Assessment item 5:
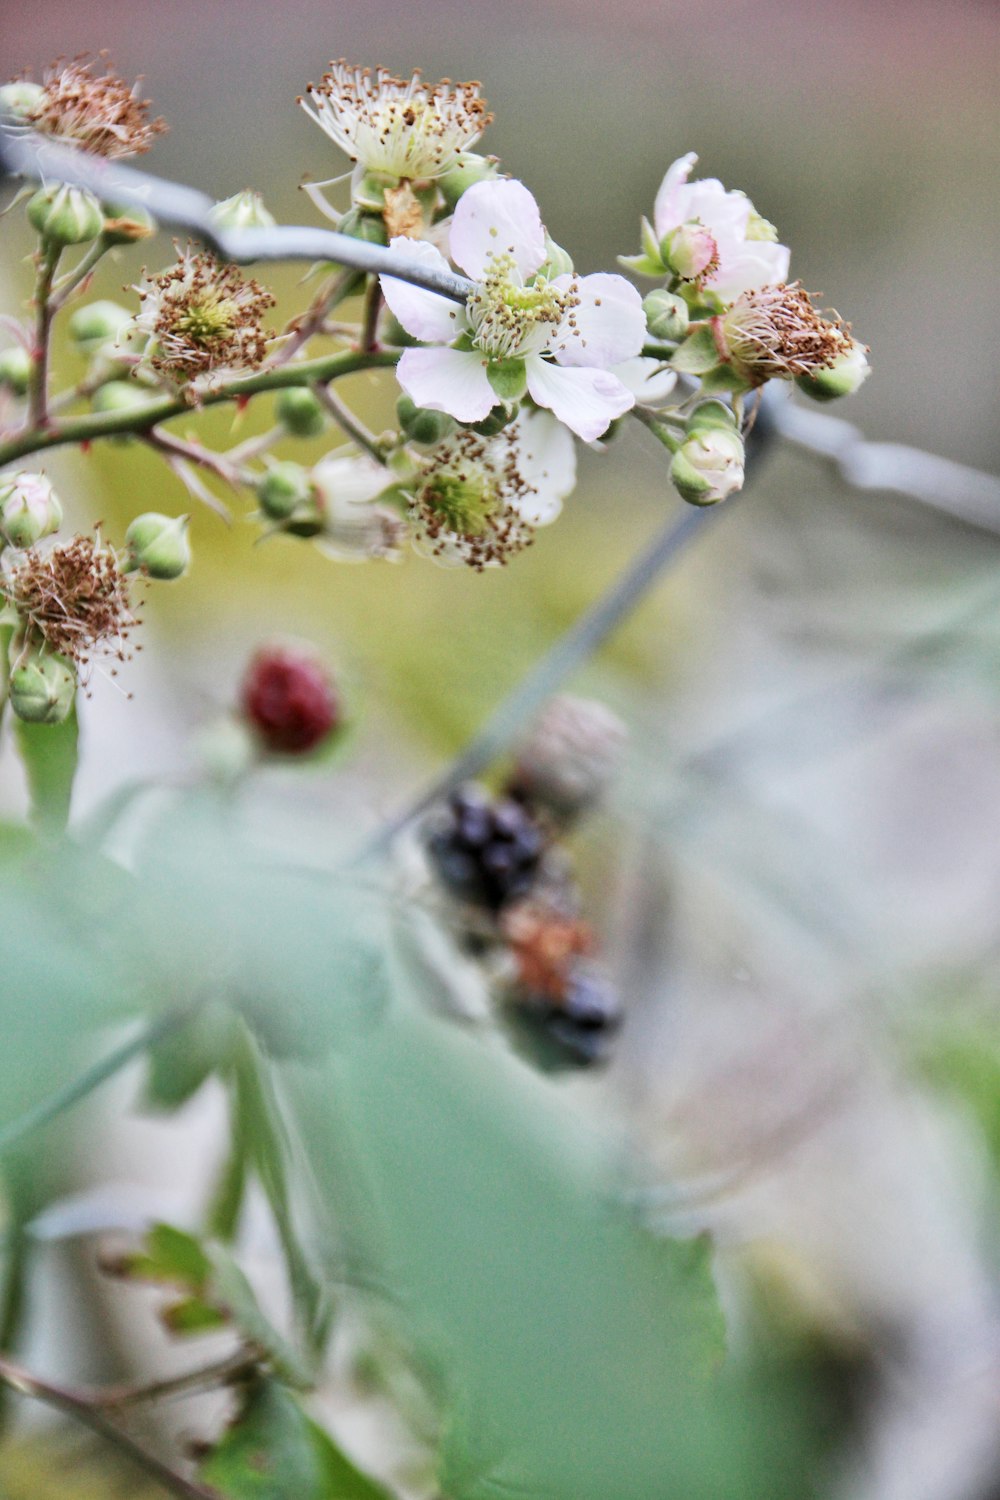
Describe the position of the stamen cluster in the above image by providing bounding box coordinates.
[23,53,166,159]
[467,254,572,361]
[410,430,536,570]
[3,532,138,672]
[718,281,853,384]
[302,62,491,180]
[134,249,275,383]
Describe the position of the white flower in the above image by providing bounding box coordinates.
[612,356,677,409]
[380,179,646,443]
[311,452,405,562]
[653,153,789,304]
[301,63,490,180]
[131,248,274,387]
[407,409,576,569]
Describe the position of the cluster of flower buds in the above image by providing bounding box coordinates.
[423,696,628,1068]
[0,470,190,724]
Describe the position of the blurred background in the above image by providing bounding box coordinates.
[2,2,1000,1497]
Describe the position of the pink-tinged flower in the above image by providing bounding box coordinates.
[653,153,789,304]
[380,180,646,442]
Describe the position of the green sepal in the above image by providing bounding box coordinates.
[669,324,722,375]
[617,252,666,278]
[486,357,527,403]
[685,399,739,435]
[698,364,754,396]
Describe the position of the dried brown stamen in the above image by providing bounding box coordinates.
[717,281,853,384]
[3,531,139,675]
[134,248,275,383]
[21,52,166,159]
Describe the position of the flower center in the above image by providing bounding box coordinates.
[409,431,536,570]
[466,253,571,361]
[174,294,238,347]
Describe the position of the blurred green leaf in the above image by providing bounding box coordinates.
[121,1222,212,1292]
[144,1000,238,1112]
[13,705,79,833]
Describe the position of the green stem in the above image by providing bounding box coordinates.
[313,382,385,463]
[0,348,400,469]
[50,234,112,311]
[27,244,61,429]
[361,277,383,354]
[632,405,681,452]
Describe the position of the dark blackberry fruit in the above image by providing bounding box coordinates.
[505,962,622,1071]
[427,784,546,910]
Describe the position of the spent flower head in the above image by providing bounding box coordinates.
[716,282,855,385]
[12,54,166,159]
[301,62,491,181]
[2,530,139,676]
[132,246,275,386]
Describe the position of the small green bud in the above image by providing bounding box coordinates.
[101,200,156,244]
[685,399,739,436]
[0,346,32,397]
[643,289,689,342]
[207,190,276,231]
[396,394,455,446]
[795,342,871,402]
[256,462,315,521]
[438,152,500,210]
[275,387,328,438]
[68,300,133,353]
[470,403,519,437]
[9,653,76,725]
[671,428,745,507]
[91,380,153,443]
[27,184,104,246]
[125,513,191,580]
[0,471,62,548]
[0,80,45,121]
[337,207,389,246]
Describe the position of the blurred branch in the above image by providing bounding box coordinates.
[0,122,473,301]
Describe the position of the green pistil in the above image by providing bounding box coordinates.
[175,296,237,346]
[421,470,495,535]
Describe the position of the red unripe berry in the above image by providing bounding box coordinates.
[241,647,339,755]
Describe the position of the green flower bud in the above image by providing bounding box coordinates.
[91,380,153,443]
[0,80,45,121]
[795,342,871,402]
[275,387,328,438]
[685,399,739,436]
[396,394,455,446]
[207,189,276,231]
[27,184,104,247]
[671,428,745,506]
[0,471,62,548]
[100,200,156,244]
[68,300,133,353]
[470,403,519,437]
[0,346,32,397]
[125,513,191,580]
[643,289,689,342]
[256,462,315,521]
[9,652,76,725]
[438,152,500,210]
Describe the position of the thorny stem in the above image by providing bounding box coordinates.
[312,381,385,463]
[143,427,248,488]
[27,243,61,429]
[0,347,400,468]
[0,1352,221,1500]
[50,234,111,312]
[267,268,359,370]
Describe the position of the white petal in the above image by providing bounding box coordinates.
[510,410,576,524]
[549,273,646,370]
[380,238,467,343]
[312,452,392,508]
[652,152,698,238]
[396,346,496,423]
[710,240,791,302]
[449,179,546,281]
[525,359,635,442]
[612,356,678,406]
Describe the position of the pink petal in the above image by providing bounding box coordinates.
[449,179,546,282]
[396,346,497,423]
[652,152,698,239]
[380,238,468,343]
[710,240,791,302]
[525,359,635,442]
[550,273,646,369]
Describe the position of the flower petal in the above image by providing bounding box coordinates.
[709,240,791,302]
[449,179,546,281]
[396,346,496,423]
[612,356,678,406]
[550,273,646,369]
[652,152,698,239]
[525,359,635,442]
[380,238,467,343]
[512,410,576,525]
[312,452,392,508]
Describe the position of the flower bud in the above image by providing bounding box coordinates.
[0,346,32,397]
[240,646,340,755]
[100,200,156,244]
[27,184,104,246]
[438,152,500,209]
[508,695,628,821]
[643,289,689,342]
[125,513,191,580]
[660,222,718,283]
[207,190,276,231]
[91,379,153,443]
[275,387,327,438]
[685,399,739,436]
[0,471,62,548]
[470,403,518,437]
[0,80,45,120]
[255,462,315,522]
[396,394,455,446]
[671,427,745,506]
[795,341,871,402]
[9,652,76,725]
[68,300,133,353]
